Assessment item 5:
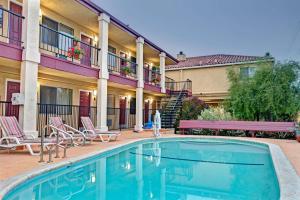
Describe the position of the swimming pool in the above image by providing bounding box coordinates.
[3,138,281,200]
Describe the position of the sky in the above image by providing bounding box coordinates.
[93,0,300,62]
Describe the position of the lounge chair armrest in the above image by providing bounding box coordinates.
[24,134,36,140]
[66,131,75,135]
[49,125,74,139]
[64,125,87,139]
[0,136,20,144]
[83,130,94,135]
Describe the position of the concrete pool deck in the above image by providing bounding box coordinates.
[0,130,299,181]
[0,130,299,199]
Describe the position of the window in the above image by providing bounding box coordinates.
[240,67,256,79]
[107,94,115,115]
[108,45,117,68]
[42,16,59,47]
[120,51,127,67]
[0,7,3,29]
[130,98,136,114]
[130,56,136,73]
[40,86,72,114]
[58,23,74,59]
[108,45,116,54]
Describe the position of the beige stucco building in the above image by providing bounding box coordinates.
[166,52,274,105]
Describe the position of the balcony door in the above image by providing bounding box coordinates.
[144,101,149,124]
[80,34,92,66]
[119,98,126,127]
[79,91,91,127]
[6,81,20,119]
[9,2,22,46]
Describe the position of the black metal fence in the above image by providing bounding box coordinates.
[0,101,20,137]
[39,24,100,67]
[107,107,136,130]
[0,7,24,46]
[0,101,19,118]
[37,104,97,136]
[108,52,137,79]
[0,102,163,136]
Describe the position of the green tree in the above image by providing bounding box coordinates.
[226,61,300,121]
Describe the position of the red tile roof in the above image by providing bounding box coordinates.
[166,54,273,70]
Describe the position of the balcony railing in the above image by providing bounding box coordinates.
[39,24,100,67]
[166,79,192,96]
[144,67,161,87]
[108,52,137,79]
[0,7,24,46]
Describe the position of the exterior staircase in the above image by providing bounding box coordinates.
[161,79,192,128]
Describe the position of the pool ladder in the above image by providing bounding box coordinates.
[39,126,69,163]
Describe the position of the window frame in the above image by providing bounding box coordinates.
[39,85,73,115]
[240,66,256,79]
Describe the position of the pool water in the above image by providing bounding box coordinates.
[4,139,280,200]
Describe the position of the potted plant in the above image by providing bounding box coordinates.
[67,45,84,60]
[152,77,161,84]
[121,66,131,76]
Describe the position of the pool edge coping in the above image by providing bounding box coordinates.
[0,136,299,200]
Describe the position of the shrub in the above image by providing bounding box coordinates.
[198,107,233,120]
[174,97,208,132]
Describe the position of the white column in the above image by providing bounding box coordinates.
[96,13,110,131]
[159,52,166,93]
[134,37,144,132]
[20,0,41,137]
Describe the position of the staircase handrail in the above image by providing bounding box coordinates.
[171,81,187,110]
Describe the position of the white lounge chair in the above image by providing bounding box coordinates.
[0,116,56,156]
[49,117,96,145]
[81,117,120,142]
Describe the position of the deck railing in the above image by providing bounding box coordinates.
[144,67,161,87]
[39,24,100,67]
[166,79,192,96]
[0,7,24,46]
[108,52,137,79]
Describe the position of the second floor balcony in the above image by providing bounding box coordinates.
[144,67,161,87]
[108,52,137,79]
[0,7,24,47]
[39,24,101,68]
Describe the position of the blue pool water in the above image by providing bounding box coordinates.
[3,139,280,200]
